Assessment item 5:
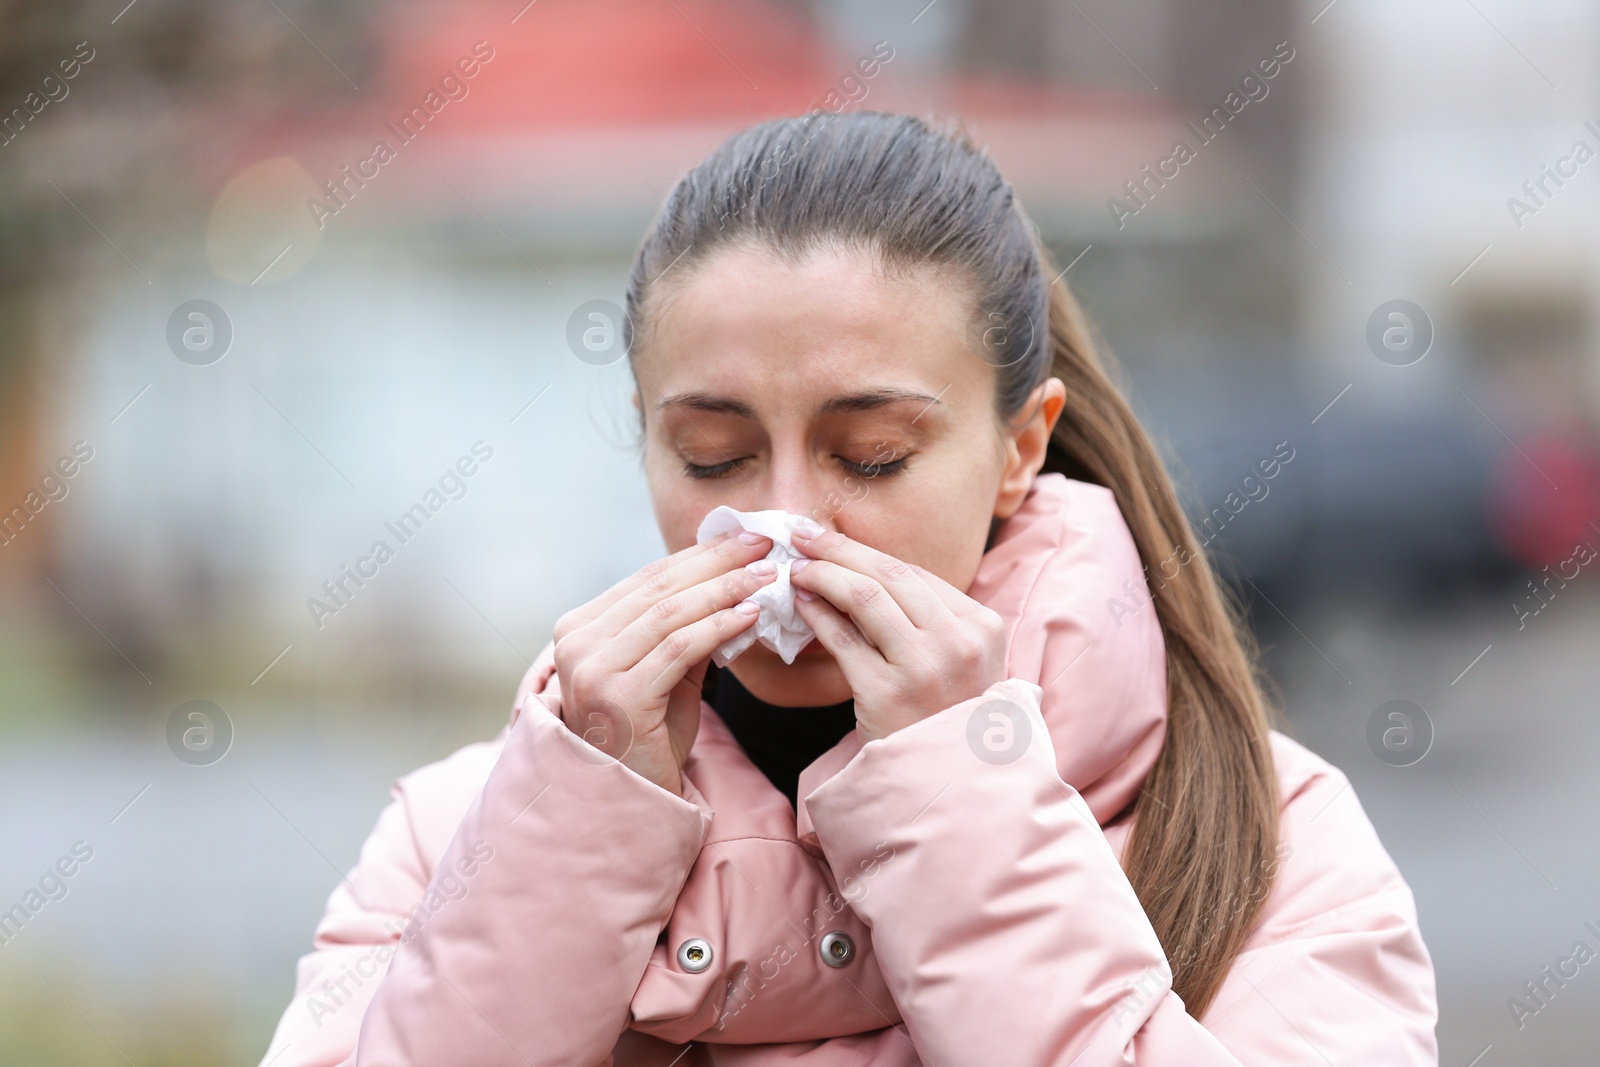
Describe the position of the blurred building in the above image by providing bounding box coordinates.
[4,0,1328,691]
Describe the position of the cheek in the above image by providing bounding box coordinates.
[838,484,989,594]
[915,509,991,593]
[641,448,688,551]
[642,423,740,552]
[906,445,1006,576]
[649,484,703,554]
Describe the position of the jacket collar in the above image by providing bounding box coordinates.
[510,473,1169,832]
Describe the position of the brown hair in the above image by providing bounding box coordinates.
[623,110,1281,1019]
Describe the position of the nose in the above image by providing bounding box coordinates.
[767,490,833,529]
[761,443,836,528]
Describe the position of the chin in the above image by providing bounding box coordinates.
[726,642,852,707]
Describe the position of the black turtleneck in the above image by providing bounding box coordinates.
[702,661,857,808]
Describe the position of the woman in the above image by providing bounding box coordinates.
[261,112,1437,1065]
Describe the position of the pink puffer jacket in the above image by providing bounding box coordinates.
[260,473,1438,1066]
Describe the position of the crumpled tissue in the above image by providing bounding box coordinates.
[695,506,817,666]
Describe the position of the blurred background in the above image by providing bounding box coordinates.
[1,0,1597,1062]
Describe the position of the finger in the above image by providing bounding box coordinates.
[634,600,763,701]
[790,525,953,629]
[556,535,727,638]
[609,561,778,668]
[592,531,773,638]
[789,558,918,664]
[793,588,884,679]
[904,560,992,619]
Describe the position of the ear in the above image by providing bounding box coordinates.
[994,377,1066,520]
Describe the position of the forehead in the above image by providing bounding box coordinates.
[634,241,992,415]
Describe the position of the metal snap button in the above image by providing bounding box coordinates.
[819,930,855,968]
[677,937,714,973]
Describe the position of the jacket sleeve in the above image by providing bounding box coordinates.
[801,677,1438,1067]
[258,702,714,1067]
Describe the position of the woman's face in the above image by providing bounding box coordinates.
[632,241,1063,706]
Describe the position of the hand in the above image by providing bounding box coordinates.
[551,530,777,796]
[788,523,1007,742]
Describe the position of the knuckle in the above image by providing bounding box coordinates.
[847,578,881,610]
[986,618,1008,652]
[553,610,580,643]
[640,569,675,600]
[567,661,598,697]
[648,595,683,625]
[832,618,864,651]
[978,607,1004,638]
[658,630,691,663]
[815,529,845,550]
[877,556,914,582]
[638,555,672,583]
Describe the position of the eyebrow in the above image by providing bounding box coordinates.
[656,387,941,418]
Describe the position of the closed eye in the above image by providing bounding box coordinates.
[683,458,750,480]
[841,455,909,478]
[681,454,912,480]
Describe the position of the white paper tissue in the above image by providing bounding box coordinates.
[694,506,817,666]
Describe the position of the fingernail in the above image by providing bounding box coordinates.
[792,518,824,538]
[746,558,776,575]
[738,531,770,546]
[734,599,761,614]
[789,558,810,574]
[795,588,816,602]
